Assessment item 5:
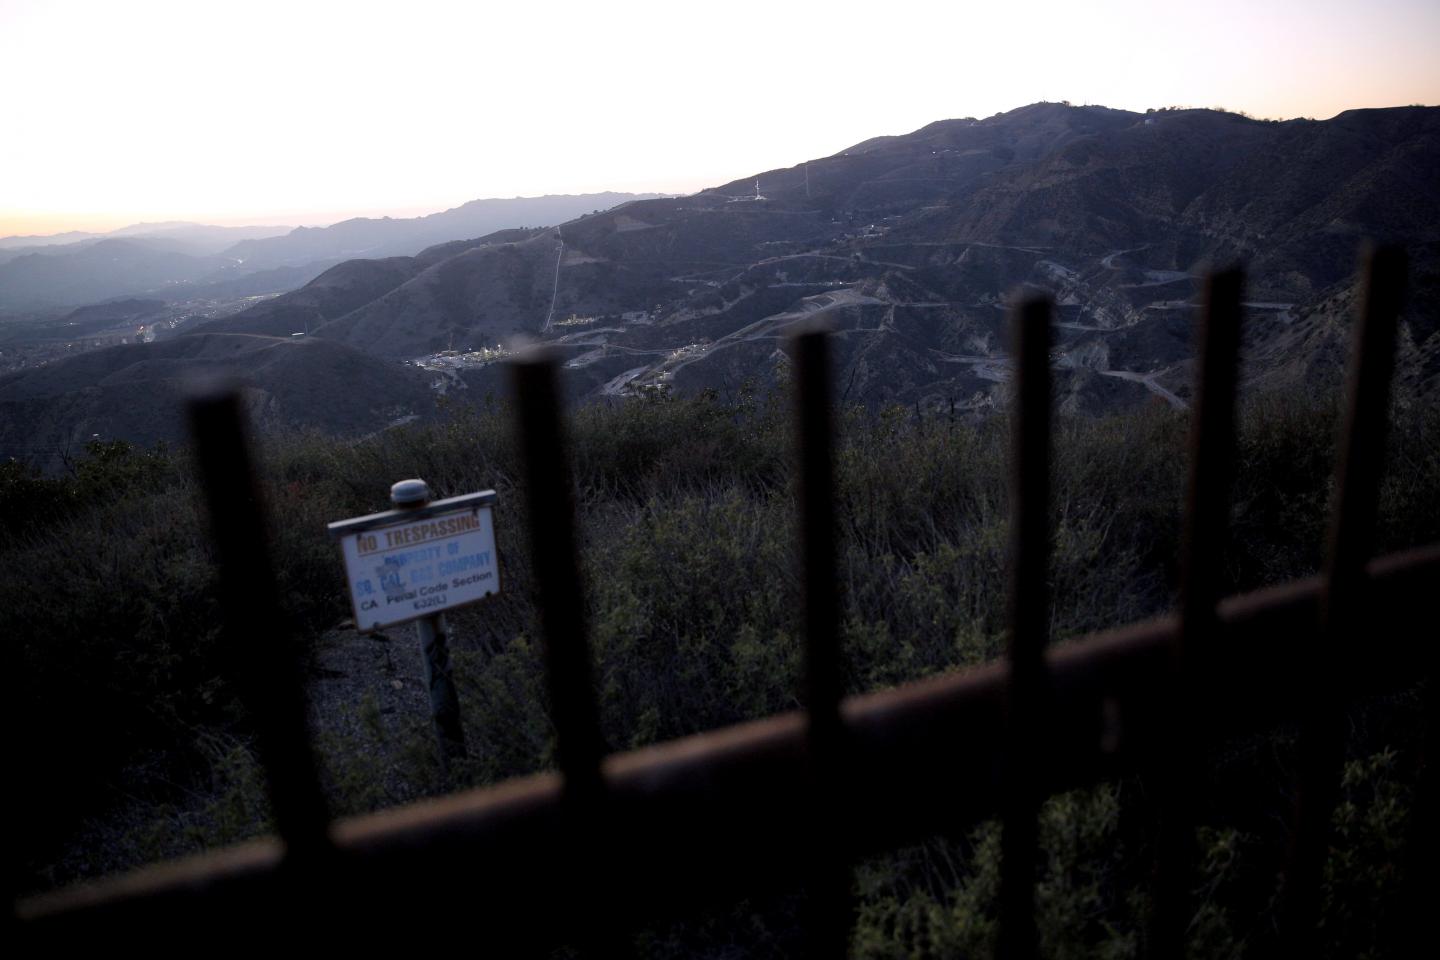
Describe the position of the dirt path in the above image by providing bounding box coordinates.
[1099,368,1187,410]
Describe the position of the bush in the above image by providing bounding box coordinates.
[7,381,1436,960]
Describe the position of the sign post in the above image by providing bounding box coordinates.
[327,479,500,772]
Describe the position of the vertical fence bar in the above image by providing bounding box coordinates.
[1283,244,1406,946]
[1399,641,1438,950]
[998,295,1053,960]
[511,349,614,948]
[512,351,606,802]
[1149,267,1244,956]
[1399,255,1438,949]
[793,328,851,956]
[795,329,844,779]
[187,382,332,860]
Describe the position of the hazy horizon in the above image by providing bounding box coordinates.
[3,0,1438,238]
[0,193,682,241]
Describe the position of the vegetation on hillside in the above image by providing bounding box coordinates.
[5,383,1436,955]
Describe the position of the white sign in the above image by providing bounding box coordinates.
[329,493,500,632]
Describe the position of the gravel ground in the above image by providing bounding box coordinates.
[306,620,448,811]
[32,621,450,896]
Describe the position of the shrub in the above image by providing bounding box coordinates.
[6,379,1436,960]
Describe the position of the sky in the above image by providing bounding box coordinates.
[2,0,1437,238]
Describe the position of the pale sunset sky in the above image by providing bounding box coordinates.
[1,0,1437,237]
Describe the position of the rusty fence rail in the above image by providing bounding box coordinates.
[14,246,1437,953]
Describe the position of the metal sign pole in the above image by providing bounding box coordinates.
[390,478,469,772]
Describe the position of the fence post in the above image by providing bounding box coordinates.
[1283,244,1406,946]
[999,294,1053,960]
[510,350,605,801]
[793,327,852,956]
[1149,266,1244,956]
[510,348,615,951]
[186,382,332,863]
[389,478,469,772]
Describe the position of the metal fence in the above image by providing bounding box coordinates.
[14,245,1437,954]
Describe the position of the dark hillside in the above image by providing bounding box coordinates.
[185,257,434,339]
[314,233,563,356]
[185,103,1440,419]
[0,333,433,468]
[190,229,549,342]
[0,239,226,309]
[0,196,658,311]
[8,103,1438,459]
[217,192,668,271]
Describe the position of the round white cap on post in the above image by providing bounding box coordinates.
[390,478,431,507]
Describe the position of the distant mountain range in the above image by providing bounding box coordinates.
[217,193,667,272]
[4,103,1437,468]
[0,222,293,256]
[0,193,666,310]
[210,102,1440,399]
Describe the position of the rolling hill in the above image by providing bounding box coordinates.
[201,102,1439,410]
[0,333,434,468]
[0,194,664,310]
[218,193,669,272]
[6,102,1437,466]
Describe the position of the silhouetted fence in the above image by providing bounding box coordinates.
[14,246,1437,955]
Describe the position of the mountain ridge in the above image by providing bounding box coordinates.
[6,102,1436,468]
[219,102,1436,406]
[0,193,667,309]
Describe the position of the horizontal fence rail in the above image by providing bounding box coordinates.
[13,245,1435,954]
[18,544,1440,941]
